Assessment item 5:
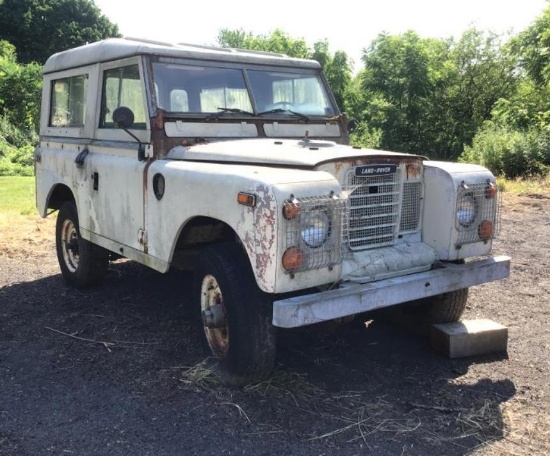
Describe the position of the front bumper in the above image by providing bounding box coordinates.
[272,255,511,328]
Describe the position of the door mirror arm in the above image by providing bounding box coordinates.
[113,106,146,161]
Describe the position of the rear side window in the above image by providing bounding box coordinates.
[100,65,146,129]
[49,75,88,127]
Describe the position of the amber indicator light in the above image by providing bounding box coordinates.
[486,183,498,199]
[478,220,493,240]
[283,200,300,220]
[282,247,304,272]
[237,192,256,207]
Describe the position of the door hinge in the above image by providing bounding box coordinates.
[138,229,148,245]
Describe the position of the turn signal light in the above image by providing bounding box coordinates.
[478,220,494,240]
[486,183,498,199]
[237,192,256,207]
[283,200,300,220]
[282,247,304,272]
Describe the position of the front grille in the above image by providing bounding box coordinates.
[344,167,422,250]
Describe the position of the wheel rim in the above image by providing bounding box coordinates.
[61,219,79,273]
[200,274,229,358]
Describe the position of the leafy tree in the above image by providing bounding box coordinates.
[312,41,352,112]
[0,0,120,64]
[491,79,550,131]
[0,41,42,132]
[462,5,550,178]
[0,39,41,175]
[218,28,310,59]
[511,4,550,87]
[360,31,447,155]
[358,29,518,160]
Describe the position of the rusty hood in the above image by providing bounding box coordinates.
[165,138,417,168]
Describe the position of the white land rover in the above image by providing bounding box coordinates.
[35,38,510,384]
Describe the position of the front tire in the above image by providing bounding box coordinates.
[379,288,469,332]
[413,288,469,323]
[55,201,109,288]
[193,243,276,385]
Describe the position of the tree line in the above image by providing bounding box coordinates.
[1,0,549,177]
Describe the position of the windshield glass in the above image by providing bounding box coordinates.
[152,62,335,116]
[247,70,334,116]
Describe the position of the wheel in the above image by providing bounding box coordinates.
[412,288,469,323]
[55,201,109,288]
[379,288,469,332]
[193,243,276,385]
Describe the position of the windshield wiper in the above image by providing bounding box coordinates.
[205,107,254,121]
[257,108,310,122]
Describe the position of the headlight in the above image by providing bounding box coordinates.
[457,194,477,227]
[301,207,331,248]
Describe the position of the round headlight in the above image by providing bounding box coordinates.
[457,194,477,227]
[301,208,331,248]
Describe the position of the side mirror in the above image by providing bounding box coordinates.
[347,119,358,134]
[113,106,135,129]
[112,106,145,161]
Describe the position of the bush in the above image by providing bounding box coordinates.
[0,115,36,176]
[460,122,550,178]
[0,156,34,176]
[350,122,382,149]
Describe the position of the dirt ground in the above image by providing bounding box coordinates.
[0,192,548,456]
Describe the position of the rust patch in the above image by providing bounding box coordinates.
[406,162,423,179]
[153,108,166,130]
[253,184,277,287]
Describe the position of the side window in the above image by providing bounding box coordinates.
[100,64,146,129]
[49,75,88,127]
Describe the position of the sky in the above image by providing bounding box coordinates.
[94,0,548,73]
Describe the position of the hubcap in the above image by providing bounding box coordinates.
[61,219,79,273]
[200,274,229,358]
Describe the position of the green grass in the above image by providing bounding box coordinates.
[496,172,550,194]
[0,176,36,215]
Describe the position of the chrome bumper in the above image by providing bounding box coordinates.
[272,255,511,328]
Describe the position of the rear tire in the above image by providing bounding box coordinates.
[55,201,109,288]
[193,243,276,386]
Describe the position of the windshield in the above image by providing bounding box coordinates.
[151,62,335,116]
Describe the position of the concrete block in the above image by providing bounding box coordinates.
[430,319,508,359]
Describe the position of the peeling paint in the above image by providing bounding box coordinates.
[253,183,277,288]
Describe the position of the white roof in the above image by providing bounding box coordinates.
[43,38,321,74]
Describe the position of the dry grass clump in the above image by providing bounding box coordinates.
[469,402,550,456]
[0,213,54,259]
[497,173,550,195]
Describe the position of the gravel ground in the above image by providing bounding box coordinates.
[0,192,548,456]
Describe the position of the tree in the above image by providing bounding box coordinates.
[312,42,352,112]
[0,40,42,132]
[360,31,445,155]
[358,29,518,160]
[511,4,550,88]
[218,28,310,58]
[0,0,120,64]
